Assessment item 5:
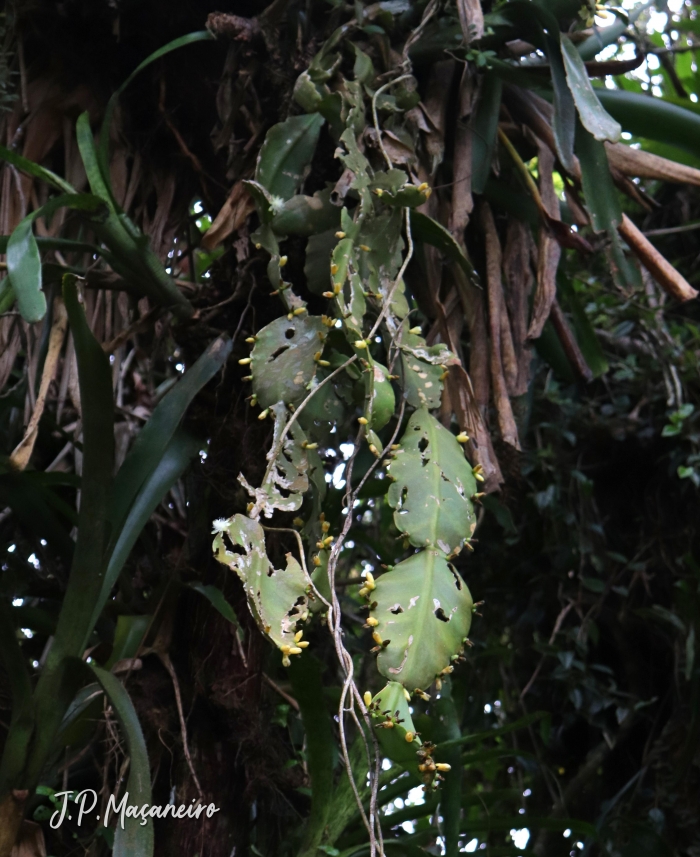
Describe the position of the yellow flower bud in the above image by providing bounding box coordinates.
[435,763,451,772]
[358,416,369,425]
[418,182,429,191]
[280,645,291,655]
[372,630,383,646]
[322,291,335,298]
[359,587,369,598]
[279,255,288,267]
[330,263,339,275]
[313,554,322,566]
[354,340,368,349]
[293,517,304,527]
[245,336,256,344]
[405,731,414,743]
[282,655,291,667]
[289,646,303,655]
[295,630,303,642]
[456,433,469,443]
[359,244,370,252]
[409,326,422,335]
[293,307,306,316]
[363,691,372,707]
[238,357,252,365]
[366,617,379,627]
[297,641,309,648]
[335,231,346,238]
[258,409,269,420]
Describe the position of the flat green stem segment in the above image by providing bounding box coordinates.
[256,113,325,201]
[374,550,473,690]
[560,34,621,143]
[387,408,477,554]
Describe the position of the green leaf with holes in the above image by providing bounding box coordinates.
[255,113,325,202]
[212,513,310,656]
[387,408,477,554]
[373,550,473,690]
[251,315,328,409]
[240,403,314,519]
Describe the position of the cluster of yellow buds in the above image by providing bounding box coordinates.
[358,570,376,599]
[416,742,451,788]
[280,630,309,667]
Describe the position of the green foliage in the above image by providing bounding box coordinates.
[1,2,700,856]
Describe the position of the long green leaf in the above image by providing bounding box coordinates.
[559,278,608,378]
[25,274,115,785]
[188,584,238,626]
[548,33,577,172]
[109,335,231,536]
[0,143,76,194]
[471,72,502,195]
[0,600,35,796]
[575,124,621,233]
[6,217,45,323]
[433,681,462,857]
[289,656,335,857]
[98,31,214,190]
[0,235,100,254]
[410,211,480,284]
[597,89,700,161]
[6,193,109,322]
[560,35,621,142]
[91,429,202,630]
[437,711,546,751]
[90,665,154,857]
[76,112,194,316]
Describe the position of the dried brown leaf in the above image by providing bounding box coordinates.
[457,0,484,43]
[202,181,255,251]
[10,298,68,470]
[502,220,534,396]
[481,203,521,450]
[527,142,561,339]
[450,67,477,239]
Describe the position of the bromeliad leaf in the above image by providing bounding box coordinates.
[372,550,473,690]
[212,513,311,661]
[256,113,325,202]
[387,408,477,554]
[251,315,328,409]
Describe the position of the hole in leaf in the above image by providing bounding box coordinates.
[418,437,429,454]
[285,327,296,340]
[389,604,404,614]
[434,607,449,622]
[269,345,290,361]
